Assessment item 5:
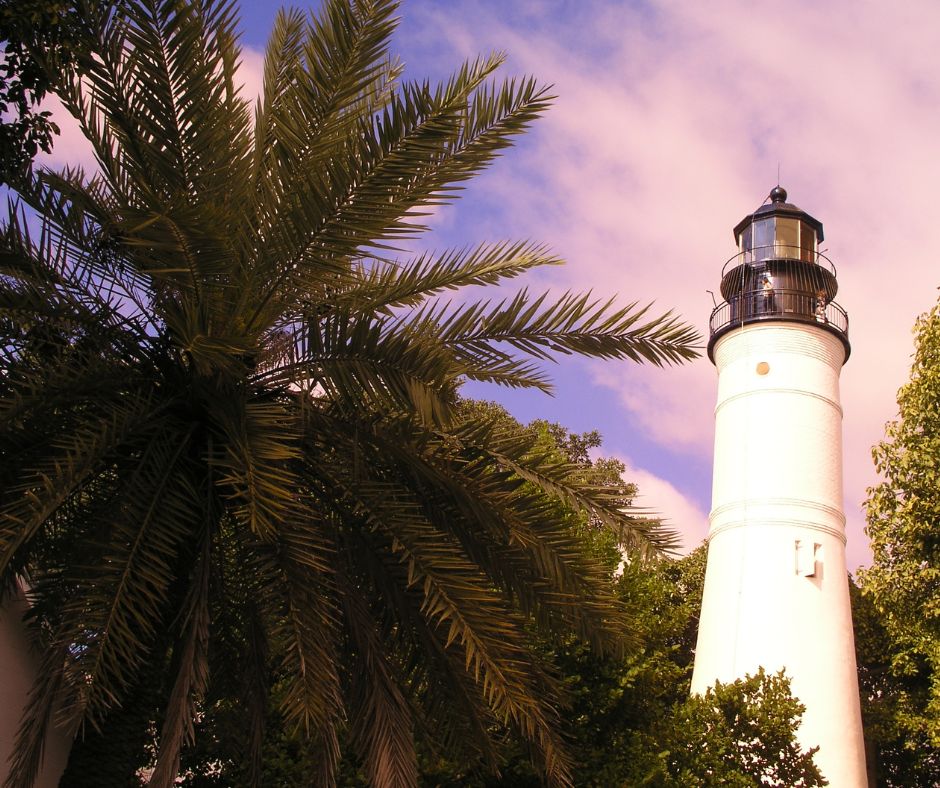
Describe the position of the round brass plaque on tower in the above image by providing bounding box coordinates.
[756,361,770,375]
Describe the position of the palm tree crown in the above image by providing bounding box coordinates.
[0,1,700,785]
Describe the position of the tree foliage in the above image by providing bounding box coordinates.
[663,669,826,788]
[417,545,824,787]
[0,0,104,183]
[851,578,940,786]
[168,417,823,788]
[0,1,700,786]
[529,551,824,787]
[858,296,940,783]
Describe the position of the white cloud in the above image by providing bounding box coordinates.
[614,455,710,555]
[237,45,265,104]
[402,0,940,569]
[35,95,97,173]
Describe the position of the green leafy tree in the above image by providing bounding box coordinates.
[535,551,823,787]
[416,532,821,788]
[0,1,699,786]
[477,550,705,787]
[663,669,826,788]
[851,579,940,786]
[163,417,822,788]
[856,298,940,784]
[0,0,105,183]
[860,297,940,769]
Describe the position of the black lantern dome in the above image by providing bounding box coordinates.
[707,186,850,361]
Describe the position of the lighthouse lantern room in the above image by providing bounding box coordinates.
[709,185,849,362]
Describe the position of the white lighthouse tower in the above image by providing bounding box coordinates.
[691,187,867,786]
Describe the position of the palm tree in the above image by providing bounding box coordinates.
[0,0,700,785]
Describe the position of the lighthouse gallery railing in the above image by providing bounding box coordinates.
[709,290,849,336]
[709,247,849,340]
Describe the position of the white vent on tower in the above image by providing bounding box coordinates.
[795,540,820,576]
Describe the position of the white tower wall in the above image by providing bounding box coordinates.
[691,323,867,787]
[0,590,71,786]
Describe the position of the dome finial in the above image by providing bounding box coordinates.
[770,185,787,203]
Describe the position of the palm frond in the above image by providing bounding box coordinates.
[310,457,574,786]
[150,527,212,788]
[265,307,462,427]
[321,409,639,651]
[52,426,200,729]
[343,518,510,771]
[244,54,551,331]
[251,0,399,182]
[333,241,562,315]
[463,432,678,557]
[339,566,419,788]
[0,390,162,579]
[256,528,344,781]
[212,397,304,541]
[428,289,702,367]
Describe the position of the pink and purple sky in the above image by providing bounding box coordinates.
[41,0,940,569]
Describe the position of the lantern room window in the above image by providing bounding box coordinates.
[753,218,774,261]
[800,220,817,261]
[739,216,818,263]
[738,224,751,254]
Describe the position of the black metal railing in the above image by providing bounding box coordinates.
[709,288,849,337]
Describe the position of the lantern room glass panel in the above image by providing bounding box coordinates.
[800,220,817,262]
[775,217,799,259]
[752,218,774,262]
[739,224,753,261]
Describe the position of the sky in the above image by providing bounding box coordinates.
[39,0,940,570]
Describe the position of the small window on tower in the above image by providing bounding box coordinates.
[795,540,818,577]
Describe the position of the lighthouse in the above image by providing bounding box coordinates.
[691,187,867,786]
